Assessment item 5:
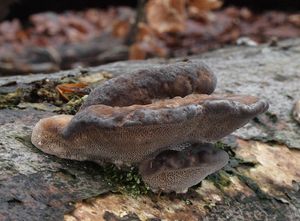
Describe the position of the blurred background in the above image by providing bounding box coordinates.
[0,0,299,75]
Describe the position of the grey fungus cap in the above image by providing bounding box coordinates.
[80,61,217,109]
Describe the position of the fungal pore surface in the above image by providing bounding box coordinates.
[31,61,268,193]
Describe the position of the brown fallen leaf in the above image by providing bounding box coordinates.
[129,23,169,60]
[188,0,222,19]
[129,43,147,60]
[288,14,300,27]
[146,0,186,33]
[56,82,89,101]
[112,20,131,38]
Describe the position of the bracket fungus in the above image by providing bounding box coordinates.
[31,61,268,193]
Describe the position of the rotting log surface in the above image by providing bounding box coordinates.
[0,39,300,221]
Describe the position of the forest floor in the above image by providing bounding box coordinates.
[0,5,299,75]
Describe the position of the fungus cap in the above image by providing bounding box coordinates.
[31,94,268,164]
[80,61,217,109]
[138,143,229,193]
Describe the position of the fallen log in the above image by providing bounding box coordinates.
[0,38,299,221]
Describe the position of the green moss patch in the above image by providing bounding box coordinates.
[100,164,150,197]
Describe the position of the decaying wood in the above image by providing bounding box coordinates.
[0,39,300,221]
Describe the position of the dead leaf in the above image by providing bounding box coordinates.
[112,20,131,38]
[288,14,300,27]
[129,24,169,60]
[56,83,89,101]
[188,0,222,18]
[129,43,147,60]
[146,0,186,33]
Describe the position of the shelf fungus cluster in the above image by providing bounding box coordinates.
[31,61,269,193]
